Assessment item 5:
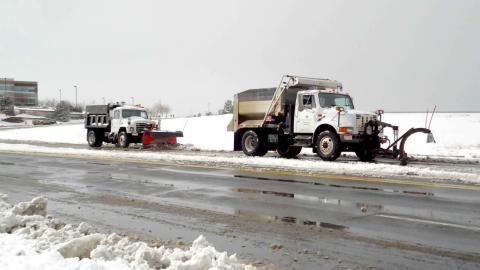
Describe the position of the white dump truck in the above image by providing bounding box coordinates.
[231,75,433,163]
[85,103,182,148]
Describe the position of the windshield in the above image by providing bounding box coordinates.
[121,109,148,119]
[318,93,354,109]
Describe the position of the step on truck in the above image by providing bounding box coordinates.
[231,75,434,164]
[85,103,183,148]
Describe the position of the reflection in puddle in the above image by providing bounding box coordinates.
[235,209,347,230]
[233,187,383,213]
[234,175,435,197]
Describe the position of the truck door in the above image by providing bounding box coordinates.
[294,94,317,134]
[111,109,121,134]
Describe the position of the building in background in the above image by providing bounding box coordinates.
[0,78,38,106]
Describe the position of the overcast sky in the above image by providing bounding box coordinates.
[1,0,479,115]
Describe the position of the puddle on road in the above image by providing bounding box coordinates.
[86,161,111,166]
[0,161,15,166]
[235,209,348,230]
[234,175,435,197]
[233,187,382,213]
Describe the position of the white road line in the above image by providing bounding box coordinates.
[376,214,480,232]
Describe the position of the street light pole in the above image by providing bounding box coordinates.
[131,97,134,105]
[74,85,78,108]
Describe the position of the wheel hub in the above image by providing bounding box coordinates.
[88,133,95,144]
[320,137,333,155]
[244,135,257,152]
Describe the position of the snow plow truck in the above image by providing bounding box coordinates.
[231,75,434,165]
[85,103,182,148]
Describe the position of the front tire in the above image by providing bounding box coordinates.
[241,130,267,156]
[277,145,302,158]
[87,130,103,148]
[316,130,341,161]
[117,131,130,148]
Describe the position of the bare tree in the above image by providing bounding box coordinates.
[222,99,233,114]
[38,98,56,108]
[53,100,71,122]
[150,101,171,118]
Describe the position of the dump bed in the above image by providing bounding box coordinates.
[85,105,113,129]
[85,105,109,115]
[230,75,342,132]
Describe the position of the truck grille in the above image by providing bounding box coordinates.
[136,123,147,132]
[356,115,377,129]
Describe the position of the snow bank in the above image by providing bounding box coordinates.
[161,114,233,151]
[0,142,478,183]
[0,194,255,270]
[0,123,86,144]
[0,113,479,159]
[382,113,480,159]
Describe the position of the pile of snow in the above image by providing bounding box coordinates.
[0,142,478,183]
[0,194,254,270]
[161,115,233,151]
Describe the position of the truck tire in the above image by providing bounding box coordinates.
[87,130,103,148]
[277,145,302,158]
[355,148,376,162]
[316,130,341,161]
[241,130,267,156]
[117,131,130,148]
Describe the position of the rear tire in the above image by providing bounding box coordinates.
[316,130,341,161]
[117,131,130,148]
[277,145,302,158]
[87,130,103,148]
[241,130,267,156]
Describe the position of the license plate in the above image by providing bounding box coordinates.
[344,134,353,140]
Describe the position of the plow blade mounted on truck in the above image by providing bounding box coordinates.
[142,130,183,147]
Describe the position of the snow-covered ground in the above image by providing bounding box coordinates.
[382,113,480,159]
[0,194,254,270]
[1,112,478,159]
[0,113,479,183]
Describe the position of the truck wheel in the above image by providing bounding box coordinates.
[117,131,130,148]
[277,145,302,158]
[87,130,103,148]
[316,131,341,161]
[241,130,267,156]
[355,148,376,162]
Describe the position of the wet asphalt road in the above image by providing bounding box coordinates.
[1,152,480,270]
